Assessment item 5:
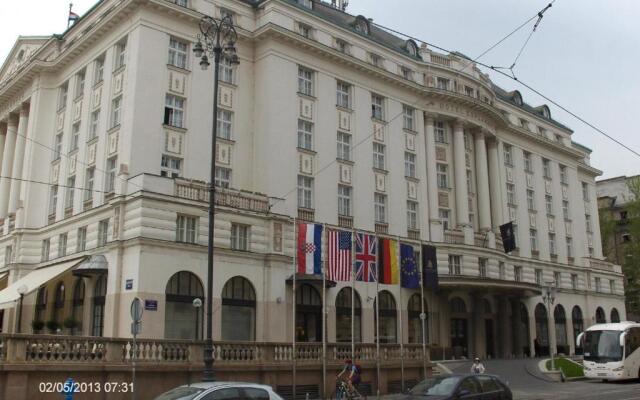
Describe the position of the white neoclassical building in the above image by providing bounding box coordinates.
[0,0,626,362]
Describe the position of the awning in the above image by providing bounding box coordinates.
[73,255,108,276]
[0,272,7,281]
[0,257,86,309]
[286,273,337,288]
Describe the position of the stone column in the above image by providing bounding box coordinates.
[496,296,511,358]
[487,139,503,231]
[424,115,443,242]
[474,131,492,231]
[0,115,18,219]
[548,305,557,358]
[511,298,524,357]
[8,104,29,215]
[0,123,6,178]
[452,120,469,227]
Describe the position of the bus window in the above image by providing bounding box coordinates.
[624,328,640,358]
[584,330,623,363]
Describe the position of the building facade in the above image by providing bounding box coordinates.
[0,0,626,365]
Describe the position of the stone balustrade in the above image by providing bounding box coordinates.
[174,179,270,213]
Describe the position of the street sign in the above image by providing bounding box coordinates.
[130,297,143,322]
[144,300,158,311]
[125,279,133,290]
[131,321,141,335]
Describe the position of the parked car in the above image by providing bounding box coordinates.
[152,382,285,400]
[403,373,512,400]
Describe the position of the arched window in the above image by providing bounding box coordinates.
[35,287,47,324]
[610,308,620,323]
[335,287,361,343]
[221,276,256,341]
[53,282,65,325]
[92,276,107,336]
[296,284,322,342]
[405,40,418,57]
[535,303,549,356]
[483,299,492,315]
[165,271,204,340]
[450,297,467,314]
[72,279,85,335]
[572,306,584,354]
[449,297,468,358]
[408,294,428,344]
[595,307,606,324]
[374,290,397,344]
[554,305,568,354]
[354,16,370,35]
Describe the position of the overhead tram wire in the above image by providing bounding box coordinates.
[0,174,115,195]
[366,17,640,161]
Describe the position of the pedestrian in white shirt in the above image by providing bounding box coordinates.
[471,358,486,374]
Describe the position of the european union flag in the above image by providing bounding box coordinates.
[400,244,419,289]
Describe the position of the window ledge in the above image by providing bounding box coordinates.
[86,136,99,145]
[166,64,191,74]
[93,80,104,90]
[163,123,187,133]
[373,167,388,175]
[297,92,316,100]
[336,157,354,165]
[297,147,316,156]
[403,128,418,134]
[113,65,126,75]
[336,105,353,113]
[74,95,84,103]
[218,80,237,89]
[217,137,236,145]
[405,176,419,183]
[107,124,121,134]
[371,117,387,124]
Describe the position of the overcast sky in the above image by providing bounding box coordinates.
[1,0,638,179]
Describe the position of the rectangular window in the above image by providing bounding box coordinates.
[610,280,615,294]
[114,38,127,70]
[595,277,601,293]
[336,81,351,109]
[464,86,475,97]
[535,269,543,285]
[164,94,185,128]
[105,157,117,193]
[65,176,75,210]
[57,82,68,111]
[219,56,235,84]
[216,109,232,139]
[374,192,387,223]
[499,262,506,280]
[297,175,313,209]
[41,239,50,262]
[448,255,461,275]
[562,200,570,220]
[437,163,449,189]
[566,237,573,258]
[403,105,414,130]
[404,152,416,178]
[70,122,80,151]
[338,185,352,216]
[337,131,351,161]
[371,94,384,120]
[545,195,553,215]
[77,227,87,252]
[436,77,450,90]
[94,55,105,85]
[89,110,100,140]
[520,118,529,129]
[571,274,578,290]
[373,142,386,170]
[559,165,568,184]
[582,182,590,201]
[369,53,383,67]
[514,266,522,282]
[215,167,231,188]
[83,168,94,203]
[335,38,349,54]
[110,96,122,128]
[407,201,418,230]
[542,158,551,178]
[554,271,561,287]
[523,152,532,172]
[54,133,63,160]
[160,155,182,178]
[297,119,313,150]
[176,215,197,243]
[526,189,535,211]
[503,144,513,166]
[49,186,58,216]
[585,214,592,232]
[298,66,313,96]
[401,66,414,81]
[434,121,447,143]
[298,22,312,38]
[549,233,557,255]
[168,37,188,69]
[4,246,12,266]
[58,233,67,258]
[466,170,473,194]
[439,209,450,231]
[538,127,546,137]
[479,258,487,278]
[98,219,109,247]
[506,183,516,205]
[75,69,86,99]
[231,224,250,251]
[529,229,538,251]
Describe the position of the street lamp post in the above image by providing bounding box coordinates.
[16,284,28,333]
[193,15,239,382]
[542,281,557,371]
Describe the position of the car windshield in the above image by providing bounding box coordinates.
[153,387,206,400]
[584,330,623,363]
[410,376,461,396]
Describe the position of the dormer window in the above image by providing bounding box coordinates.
[354,16,370,35]
[512,91,523,106]
[298,22,313,39]
[297,0,313,9]
[542,105,551,119]
[405,40,418,57]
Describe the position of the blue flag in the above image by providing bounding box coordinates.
[400,244,419,289]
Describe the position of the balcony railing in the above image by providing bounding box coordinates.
[174,179,270,213]
[338,215,353,229]
[443,230,464,245]
[586,258,620,273]
[297,208,315,222]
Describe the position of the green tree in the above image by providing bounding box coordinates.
[622,177,640,318]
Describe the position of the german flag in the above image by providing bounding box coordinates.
[378,238,399,284]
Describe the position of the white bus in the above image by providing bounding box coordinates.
[577,321,640,381]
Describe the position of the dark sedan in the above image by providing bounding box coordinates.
[403,373,512,400]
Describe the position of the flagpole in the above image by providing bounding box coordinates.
[292,218,297,400]
[419,245,427,379]
[397,237,405,394]
[375,236,380,400]
[351,229,356,361]
[322,223,327,400]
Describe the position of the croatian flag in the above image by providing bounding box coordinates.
[297,223,323,275]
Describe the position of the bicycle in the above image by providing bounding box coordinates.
[335,379,362,400]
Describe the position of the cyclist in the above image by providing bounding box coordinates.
[337,359,361,395]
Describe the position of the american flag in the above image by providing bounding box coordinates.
[328,230,352,281]
[355,232,377,282]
